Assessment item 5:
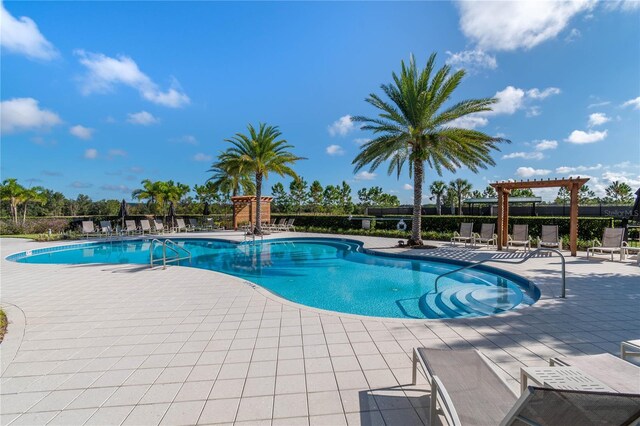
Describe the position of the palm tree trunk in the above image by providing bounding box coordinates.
[410,159,423,245]
[254,172,263,234]
[436,195,441,215]
[457,194,463,215]
[22,202,28,225]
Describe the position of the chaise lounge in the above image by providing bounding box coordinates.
[587,227,626,261]
[451,223,474,247]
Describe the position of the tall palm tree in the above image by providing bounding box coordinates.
[0,178,26,224]
[20,186,46,225]
[223,123,304,234]
[449,178,472,215]
[429,180,446,215]
[132,179,163,214]
[208,157,255,197]
[352,53,507,245]
[605,181,633,203]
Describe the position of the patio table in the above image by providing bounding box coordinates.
[520,366,615,394]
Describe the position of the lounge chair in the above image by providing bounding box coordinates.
[153,219,165,234]
[412,348,640,426]
[124,220,141,235]
[99,220,114,237]
[451,223,474,246]
[537,225,562,250]
[549,353,640,394]
[621,339,640,361]
[263,218,277,232]
[139,219,152,234]
[587,227,626,261]
[271,218,286,232]
[280,218,296,232]
[188,218,201,231]
[174,218,187,232]
[507,224,531,252]
[81,221,99,238]
[473,223,497,248]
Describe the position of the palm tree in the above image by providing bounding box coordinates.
[20,186,46,225]
[449,178,472,215]
[352,53,507,245]
[429,180,446,215]
[0,178,26,224]
[208,157,255,197]
[132,179,163,214]
[223,123,304,234]
[605,181,633,203]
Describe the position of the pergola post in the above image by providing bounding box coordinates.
[569,183,579,256]
[496,188,510,250]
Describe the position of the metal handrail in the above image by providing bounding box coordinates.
[434,248,566,298]
[149,238,192,269]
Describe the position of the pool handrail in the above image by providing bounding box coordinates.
[150,238,192,269]
[434,248,566,298]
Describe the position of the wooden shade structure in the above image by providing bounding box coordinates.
[490,177,589,256]
[231,196,273,230]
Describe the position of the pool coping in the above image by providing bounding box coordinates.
[4,234,542,323]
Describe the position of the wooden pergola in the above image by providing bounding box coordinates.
[231,196,273,230]
[490,177,589,256]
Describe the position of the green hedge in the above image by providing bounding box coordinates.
[274,214,615,241]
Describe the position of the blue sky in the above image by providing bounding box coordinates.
[1,0,639,203]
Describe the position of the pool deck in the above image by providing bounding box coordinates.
[1,232,639,425]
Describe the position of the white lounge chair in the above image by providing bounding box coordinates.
[473,223,496,248]
[81,221,99,238]
[621,339,640,361]
[507,224,531,252]
[271,218,286,232]
[451,223,474,246]
[124,220,141,235]
[280,218,296,231]
[99,220,114,237]
[413,348,640,426]
[587,227,626,261]
[174,218,187,233]
[153,219,165,234]
[550,353,640,394]
[537,225,562,250]
[139,219,152,234]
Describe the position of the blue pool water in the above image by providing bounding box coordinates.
[7,238,539,319]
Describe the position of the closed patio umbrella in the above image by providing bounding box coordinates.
[203,202,210,216]
[632,188,640,219]
[118,199,128,229]
[168,201,176,229]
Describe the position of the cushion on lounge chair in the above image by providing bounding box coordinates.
[417,348,517,425]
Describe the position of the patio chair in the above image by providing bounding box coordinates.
[81,221,99,238]
[412,348,640,426]
[281,218,296,231]
[549,353,640,394]
[174,218,187,233]
[187,218,201,231]
[272,218,286,232]
[587,227,626,261]
[451,223,474,246]
[537,225,562,250]
[124,220,141,235]
[153,219,165,234]
[99,220,114,237]
[473,223,497,248]
[507,224,531,252]
[139,219,152,234]
[621,339,640,362]
[263,218,277,231]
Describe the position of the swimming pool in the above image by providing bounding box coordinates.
[7,237,539,319]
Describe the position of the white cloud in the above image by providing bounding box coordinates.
[621,96,640,109]
[70,181,92,189]
[587,101,611,108]
[127,111,159,126]
[564,28,581,42]
[69,125,94,140]
[449,115,489,130]
[355,171,376,181]
[100,184,131,194]
[0,2,58,60]
[75,50,190,108]
[84,148,98,159]
[534,139,558,151]
[193,153,212,162]
[516,167,551,178]
[326,144,345,156]
[603,0,640,11]
[445,49,497,72]
[172,135,197,145]
[108,149,127,158]
[588,112,610,127]
[565,129,608,144]
[502,151,544,160]
[527,87,561,99]
[556,164,603,174]
[526,106,541,117]
[353,138,371,146]
[457,1,595,51]
[0,97,61,134]
[328,115,356,136]
[403,183,413,190]
[491,86,526,115]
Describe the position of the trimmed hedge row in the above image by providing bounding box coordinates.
[273,214,616,241]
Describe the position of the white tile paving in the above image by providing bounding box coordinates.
[1,233,639,425]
